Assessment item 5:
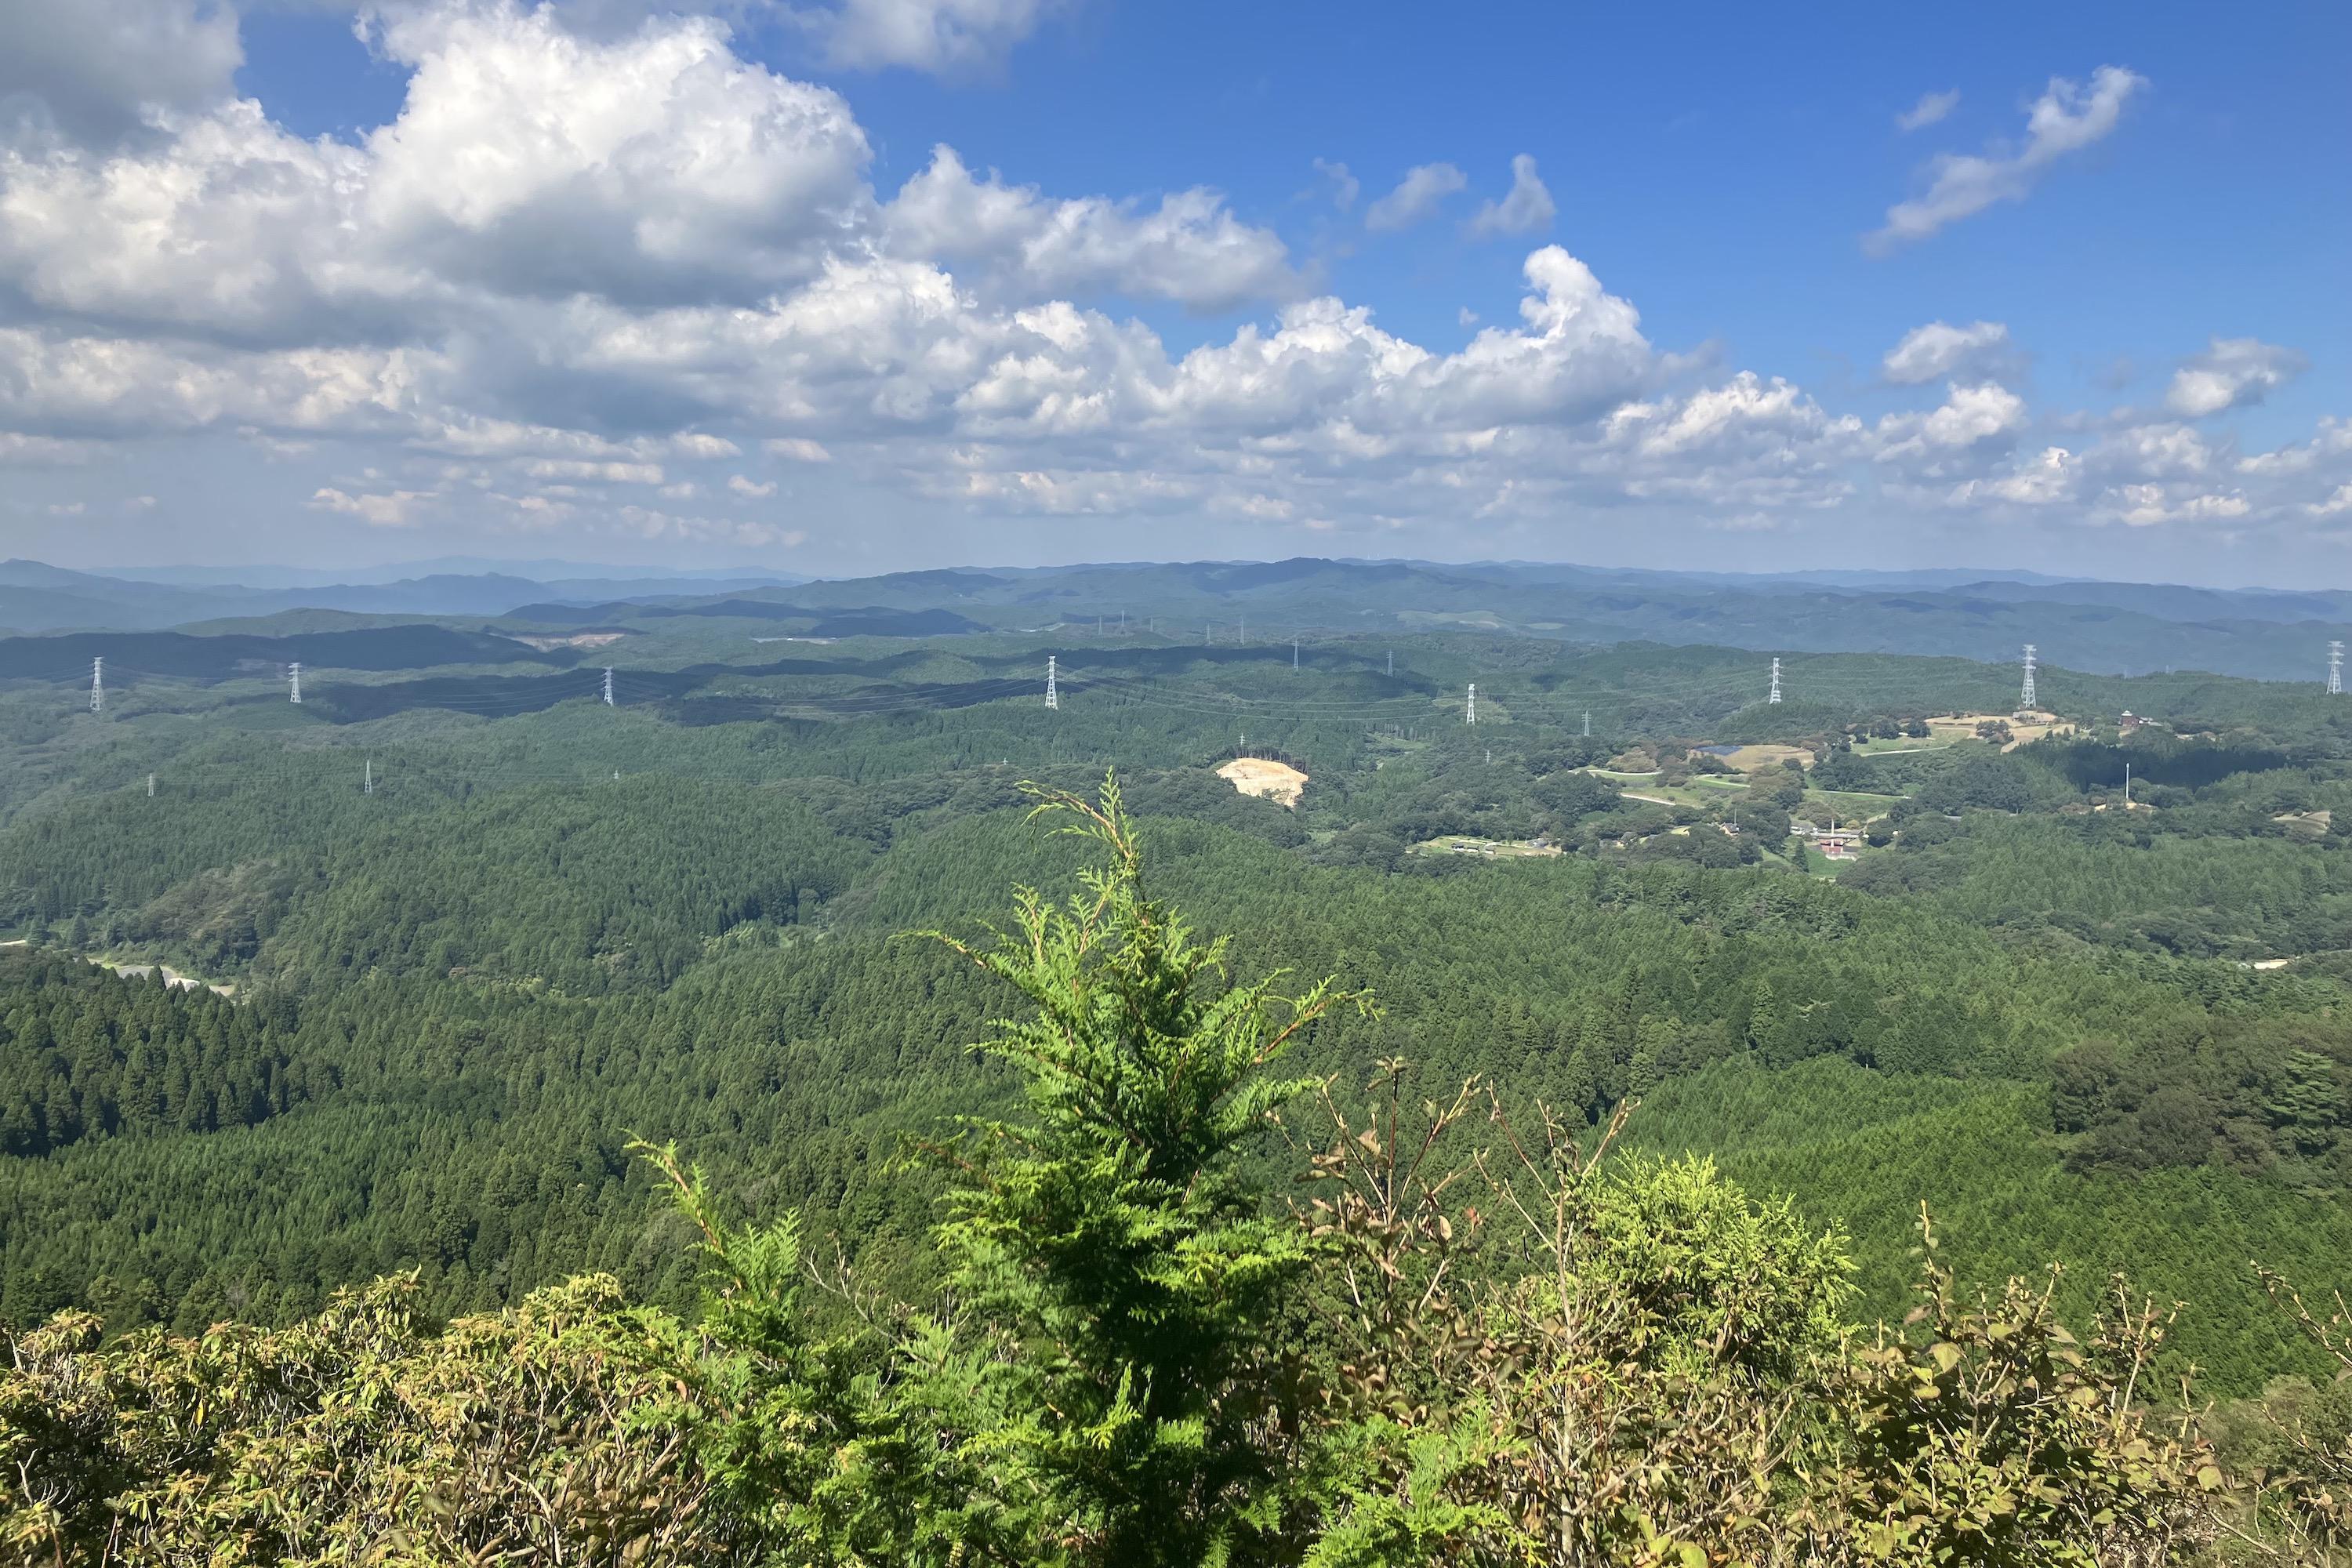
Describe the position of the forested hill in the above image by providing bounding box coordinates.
[10,782,2318,1564]
[2,617,2350,1519]
[4,769,2350,1396]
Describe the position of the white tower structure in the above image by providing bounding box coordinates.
[89,656,103,714]
[289,662,303,705]
[1045,655,1058,710]
[2330,641,2343,696]
[1465,683,1477,724]
[2020,644,2038,711]
[604,667,615,706]
[1767,658,1781,705]
[364,759,373,795]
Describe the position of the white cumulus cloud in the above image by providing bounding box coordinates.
[364,4,875,307]
[811,0,1066,74]
[884,146,1294,310]
[1875,383,2028,463]
[310,485,433,526]
[1949,445,2082,508]
[0,0,242,145]
[2165,337,2307,419]
[1882,320,2011,384]
[0,3,2346,559]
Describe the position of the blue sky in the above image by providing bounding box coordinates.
[2,0,2347,583]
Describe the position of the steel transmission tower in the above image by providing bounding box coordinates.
[604,667,615,706]
[2020,644,2037,710]
[1767,658,1781,705]
[2330,641,2343,695]
[89,656,103,714]
[1466,683,1477,724]
[1045,655,1058,710]
[1583,711,1591,737]
[364,759,373,795]
[289,662,302,704]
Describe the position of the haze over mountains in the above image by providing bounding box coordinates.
[5,556,2350,685]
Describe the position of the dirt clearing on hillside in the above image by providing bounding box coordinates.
[1218,757,1308,808]
[1933,712,2075,751]
[1722,744,1812,772]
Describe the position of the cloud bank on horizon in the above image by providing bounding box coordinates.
[0,0,2345,581]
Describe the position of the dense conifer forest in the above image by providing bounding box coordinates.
[3,600,2351,1559]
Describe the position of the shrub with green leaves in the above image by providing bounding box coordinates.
[1,1274,730,1566]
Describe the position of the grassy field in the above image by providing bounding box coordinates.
[1848,735,1963,757]
[1601,778,1741,810]
[1410,834,1564,858]
[1805,787,1907,819]
[1719,742,1812,771]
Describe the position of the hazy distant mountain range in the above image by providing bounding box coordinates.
[5,557,2351,684]
[0,560,807,632]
